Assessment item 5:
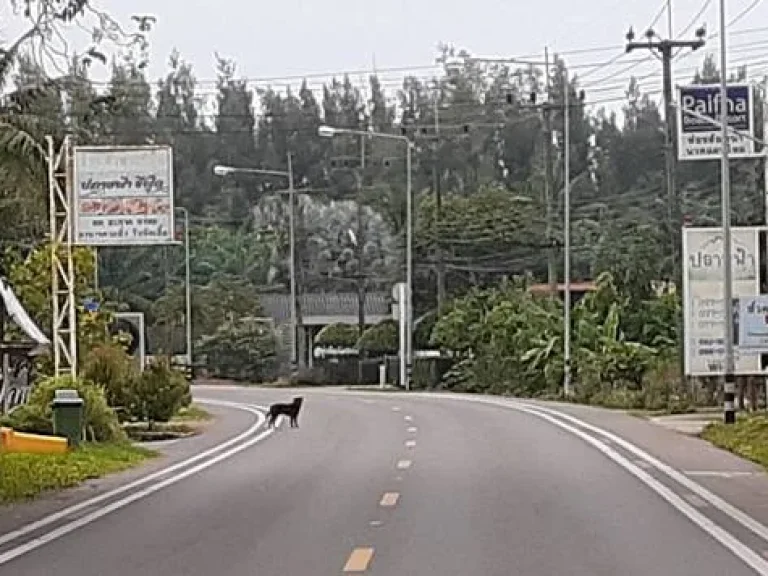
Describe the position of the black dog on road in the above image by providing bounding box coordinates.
[266,397,304,428]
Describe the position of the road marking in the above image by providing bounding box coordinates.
[343,547,374,572]
[685,471,756,478]
[380,492,400,507]
[0,398,268,550]
[396,459,412,470]
[392,406,401,412]
[369,520,383,527]
[407,426,418,433]
[685,493,708,508]
[405,440,416,448]
[404,415,413,422]
[0,401,275,566]
[515,401,768,547]
[395,476,403,481]
[505,403,768,575]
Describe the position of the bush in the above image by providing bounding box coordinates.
[80,343,138,413]
[314,323,360,348]
[0,404,52,435]
[24,375,126,443]
[129,359,190,428]
[357,319,398,357]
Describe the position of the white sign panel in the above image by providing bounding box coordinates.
[73,146,174,246]
[683,227,761,376]
[677,84,756,161]
[738,295,768,354]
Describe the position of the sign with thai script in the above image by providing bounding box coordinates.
[677,84,756,161]
[682,227,761,375]
[72,146,175,246]
[738,295,768,353]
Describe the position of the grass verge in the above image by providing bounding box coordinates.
[0,443,156,504]
[700,415,768,469]
[173,404,213,422]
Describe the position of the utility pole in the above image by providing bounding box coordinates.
[433,92,446,308]
[543,47,557,297]
[625,25,705,386]
[625,27,706,275]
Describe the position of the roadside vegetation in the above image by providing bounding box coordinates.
[0,444,155,503]
[701,416,768,471]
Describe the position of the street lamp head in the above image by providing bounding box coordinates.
[318,125,337,138]
[213,165,232,177]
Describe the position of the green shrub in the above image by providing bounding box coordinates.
[315,323,360,348]
[0,404,52,435]
[26,375,126,443]
[357,319,398,357]
[80,343,138,413]
[129,359,190,428]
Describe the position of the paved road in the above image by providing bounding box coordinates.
[0,387,766,575]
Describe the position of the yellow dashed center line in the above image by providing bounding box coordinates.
[397,459,412,470]
[379,492,400,507]
[343,547,375,572]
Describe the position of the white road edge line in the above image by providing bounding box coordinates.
[0,400,276,566]
[511,403,768,575]
[514,401,768,545]
[0,399,267,550]
[388,390,768,550]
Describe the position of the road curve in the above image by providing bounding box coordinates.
[0,388,761,576]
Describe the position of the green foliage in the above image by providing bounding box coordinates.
[80,343,137,413]
[196,317,278,381]
[702,415,768,471]
[430,272,675,400]
[356,319,398,357]
[413,310,437,349]
[315,323,360,348]
[129,359,191,427]
[23,375,126,443]
[0,444,155,503]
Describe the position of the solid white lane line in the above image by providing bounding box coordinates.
[0,404,277,566]
[685,471,756,478]
[511,404,768,575]
[515,401,768,546]
[0,400,266,550]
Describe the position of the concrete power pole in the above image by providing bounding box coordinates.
[625,27,705,275]
[543,47,557,297]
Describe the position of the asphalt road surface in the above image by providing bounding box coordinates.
[0,387,766,576]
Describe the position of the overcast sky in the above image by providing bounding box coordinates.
[3,0,768,108]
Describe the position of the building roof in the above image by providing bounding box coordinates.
[259,292,391,325]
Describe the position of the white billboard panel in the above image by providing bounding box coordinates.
[72,146,174,246]
[682,226,761,376]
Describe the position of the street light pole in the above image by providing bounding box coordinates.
[182,208,192,370]
[563,77,572,398]
[318,124,414,390]
[287,152,298,374]
[718,0,736,425]
[212,158,299,374]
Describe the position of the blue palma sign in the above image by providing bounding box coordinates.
[677,83,756,161]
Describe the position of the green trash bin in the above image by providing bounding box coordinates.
[52,389,84,447]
